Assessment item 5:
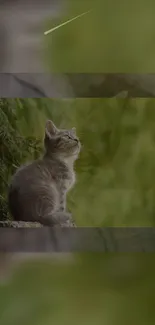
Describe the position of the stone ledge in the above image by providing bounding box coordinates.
[0,220,76,228]
[0,221,42,228]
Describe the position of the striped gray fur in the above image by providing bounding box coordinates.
[8,120,81,227]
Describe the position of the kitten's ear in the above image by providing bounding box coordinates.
[72,127,76,134]
[45,120,58,138]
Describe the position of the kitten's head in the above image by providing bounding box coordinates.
[44,120,81,160]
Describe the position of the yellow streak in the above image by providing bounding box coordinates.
[44,10,91,35]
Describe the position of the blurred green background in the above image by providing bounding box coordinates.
[44,0,155,72]
[1,98,155,226]
[0,254,155,325]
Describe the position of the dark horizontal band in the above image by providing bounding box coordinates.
[0,227,155,252]
[1,73,155,98]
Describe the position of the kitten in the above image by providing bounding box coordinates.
[8,120,81,227]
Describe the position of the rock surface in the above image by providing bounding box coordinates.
[0,221,43,228]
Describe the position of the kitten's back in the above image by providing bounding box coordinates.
[8,160,57,221]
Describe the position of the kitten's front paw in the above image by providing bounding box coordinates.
[62,214,77,227]
[51,211,75,227]
[64,212,72,220]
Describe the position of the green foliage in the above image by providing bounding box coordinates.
[0,99,42,220]
[51,98,155,226]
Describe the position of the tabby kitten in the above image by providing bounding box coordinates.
[8,120,81,227]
